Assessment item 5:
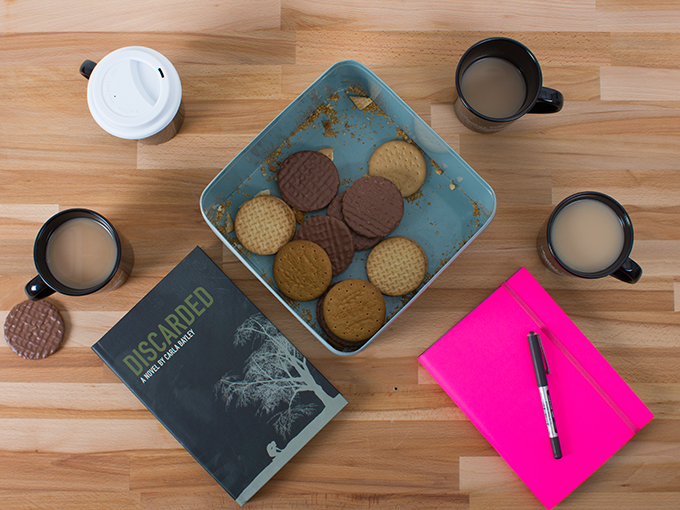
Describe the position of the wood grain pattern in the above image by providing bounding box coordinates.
[1,1,680,509]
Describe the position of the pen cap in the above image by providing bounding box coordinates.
[528,332,549,386]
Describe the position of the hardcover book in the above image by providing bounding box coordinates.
[92,246,347,506]
[418,267,653,509]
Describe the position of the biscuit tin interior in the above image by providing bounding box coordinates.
[201,60,496,356]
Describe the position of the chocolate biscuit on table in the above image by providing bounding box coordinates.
[277,150,340,211]
[4,300,65,360]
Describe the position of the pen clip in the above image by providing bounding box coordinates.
[537,332,550,375]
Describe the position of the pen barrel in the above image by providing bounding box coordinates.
[529,332,562,459]
[528,334,548,386]
[539,386,563,459]
[539,386,558,438]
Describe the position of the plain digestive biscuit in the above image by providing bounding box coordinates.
[273,240,332,301]
[368,140,427,197]
[234,195,296,255]
[366,236,428,296]
[322,279,386,342]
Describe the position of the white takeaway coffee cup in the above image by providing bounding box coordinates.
[80,46,183,145]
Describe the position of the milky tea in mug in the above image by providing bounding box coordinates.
[26,209,133,300]
[46,217,118,289]
[454,37,564,133]
[538,192,642,284]
[459,57,527,119]
[550,200,624,273]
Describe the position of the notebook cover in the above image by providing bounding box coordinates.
[418,268,653,508]
[92,247,347,506]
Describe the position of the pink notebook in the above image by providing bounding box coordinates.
[418,268,653,509]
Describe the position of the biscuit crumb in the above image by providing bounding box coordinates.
[349,96,373,110]
[215,203,226,222]
[322,119,337,138]
[318,147,334,161]
[449,182,456,190]
[405,189,423,203]
[293,208,305,225]
[214,203,235,236]
[221,213,234,234]
[254,189,271,197]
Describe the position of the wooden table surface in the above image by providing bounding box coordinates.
[2,1,680,509]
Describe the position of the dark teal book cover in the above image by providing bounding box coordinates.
[92,246,347,505]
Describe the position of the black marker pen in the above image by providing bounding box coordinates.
[528,331,562,459]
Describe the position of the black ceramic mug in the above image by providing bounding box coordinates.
[26,209,134,300]
[537,192,642,284]
[455,37,564,133]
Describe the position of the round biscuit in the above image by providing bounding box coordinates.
[323,279,386,342]
[368,140,427,197]
[342,175,404,238]
[366,236,428,296]
[234,196,296,255]
[277,150,340,211]
[294,215,354,276]
[316,284,357,350]
[273,240,332,301]
[4,300,65,360]
[326,191,382,251]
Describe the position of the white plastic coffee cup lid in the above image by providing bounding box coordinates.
[87,46,182,140]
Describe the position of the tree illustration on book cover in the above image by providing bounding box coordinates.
[215,312,344,454]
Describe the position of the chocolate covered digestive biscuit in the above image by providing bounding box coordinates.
[368,140,427,198]
[367,236,428,296]
[277,150,340,212]
[323,279,386,343]
[273,240,332,301]
[326,191,382,251]
[294,215,354,276]
[4,300,65,359]
[342,175,404,238]
[234,195,296,255]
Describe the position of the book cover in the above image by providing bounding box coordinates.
[92,246,347,506]
[418,267,653,509]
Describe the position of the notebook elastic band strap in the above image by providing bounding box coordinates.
[501,282,639,433]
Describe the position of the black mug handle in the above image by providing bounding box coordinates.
[610,258,642,284]
[79,60,97,80]
[25,275,56,301]
[529,86,564,114]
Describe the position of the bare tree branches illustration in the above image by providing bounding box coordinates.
[215,313,334,438]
